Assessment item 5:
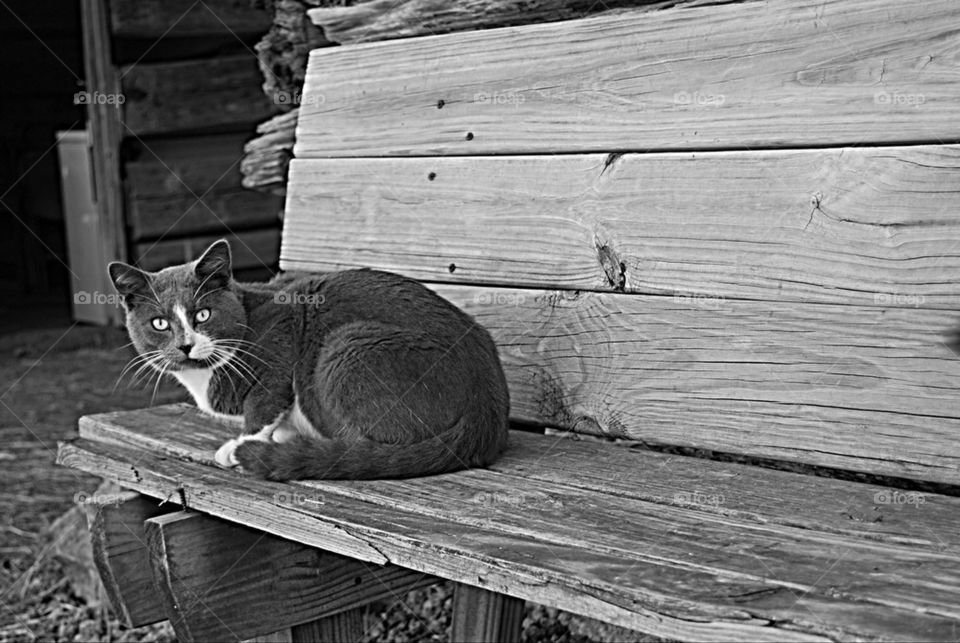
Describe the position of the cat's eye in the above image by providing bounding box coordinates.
[151,317,169,331]
[194,308,211,323]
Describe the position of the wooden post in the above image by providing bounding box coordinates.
[79,0,125,324]
[90,492,177,626]
[451,583,525,643]
[144,511,429,642]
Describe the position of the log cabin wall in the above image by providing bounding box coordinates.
[81,0,284,321]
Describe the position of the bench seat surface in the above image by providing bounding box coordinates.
[58,404,960,642]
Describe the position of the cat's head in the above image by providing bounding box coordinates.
[107,240,247,371]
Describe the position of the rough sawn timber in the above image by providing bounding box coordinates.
[294,0,960,157]
[283,145,960,307]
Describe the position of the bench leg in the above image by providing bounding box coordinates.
[90,491,178,627]
[144,511,427,642]
[451,583,526,643]
[247,608,366,642]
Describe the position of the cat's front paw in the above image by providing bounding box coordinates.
[214,439,241,467]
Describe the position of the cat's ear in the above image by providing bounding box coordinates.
[108,262,151,310]
[194,239,233,288]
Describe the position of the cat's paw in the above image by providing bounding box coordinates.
[214,439,241,467]
[271,424,298,443]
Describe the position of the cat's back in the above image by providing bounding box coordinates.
[309,268,479,335]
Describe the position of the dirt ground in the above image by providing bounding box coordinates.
[0,323,646,642]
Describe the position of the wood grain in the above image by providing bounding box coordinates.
[77,405,960,556]
[91,492,178,627]
[294,0,960,157]
[121,55,276,136]
[451,584,525,643]
[133,228,279,273]
[110,0,271,38]
[57,433,960,642]
[450,284,960,483]
[80,0,125,323]
[126,135,282,240]
[145,510,431,641]
[283,146,960,307]
[308,0,720,45]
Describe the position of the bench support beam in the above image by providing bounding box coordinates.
[90,491,178,626]
[451,583,526,643]
[144,510,430,642]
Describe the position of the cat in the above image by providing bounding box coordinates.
[107,239,510,481]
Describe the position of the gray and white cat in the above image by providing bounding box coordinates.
[108,240,510,481]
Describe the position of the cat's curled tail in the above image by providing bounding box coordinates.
[232,409,508,481]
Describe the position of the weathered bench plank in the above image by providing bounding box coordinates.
[78,405,960,551]
[283,145,960,307]
[294,0,960,157]
[57,409,960,641]
[145,511,431,641]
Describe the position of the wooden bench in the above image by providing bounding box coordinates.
[58,1,960,640]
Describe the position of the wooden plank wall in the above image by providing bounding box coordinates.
[126,135,282,240]
[80,0,279,310]
[284,0,960,483]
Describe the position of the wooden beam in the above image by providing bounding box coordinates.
[308,0,708,45]
[79,0,125,324]
[91,491,178,626]
[144,511,429,642]
[289,609,365,642]
[110,0,271,38]
[125,135,282,240]
[294,0,960,157]
[132,228,280,272]
[121,55,276,136]
[283,145,960,308]
[451,584,525,643]
[240,111,298,195]
[58,438,960,642]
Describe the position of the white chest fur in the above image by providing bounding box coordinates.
[173,368,244,425]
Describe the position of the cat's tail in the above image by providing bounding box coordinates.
[231,413,508,481]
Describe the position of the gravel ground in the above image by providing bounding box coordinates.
[0,324,653,642]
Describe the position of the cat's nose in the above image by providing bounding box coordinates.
[178,344,193,356]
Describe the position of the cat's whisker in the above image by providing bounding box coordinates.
[212,349,258,387]
[129,356,164,388]
[213,341,272,368]
[150,357,171,405]
[115,350,164,392]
